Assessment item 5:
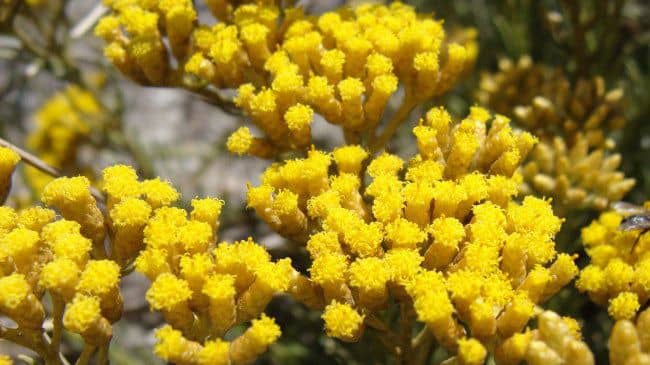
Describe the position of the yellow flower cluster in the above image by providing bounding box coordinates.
[112,166,294,364]
[2,157,257,363]
[576,205,650,320]
[609,307,650,365]
[96,0,198,84]
[0,179,118,359]
[494,310,594,365]
[476,56,634,211]
[94,1,476,157]
[247,107,580,359]
[25,86,102,193]
[229,3,477,156]
[135,195,291,364]
[95,0,299,86]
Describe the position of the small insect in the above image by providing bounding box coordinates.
[611,201,650,251]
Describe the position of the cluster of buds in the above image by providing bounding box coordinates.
[609,307,650,365]
[520,133,635,211]
[477,56,626,146]
[576,205,650,320]
[94,1,476,157]
[476,56,633,211]
[25,86,103,192]
[493,310,594,365]
[246,108,581,361]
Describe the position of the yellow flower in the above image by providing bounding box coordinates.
[457,338,487,365]
[110,197,152,262]
[77,260,122,322]
[135,248,171,280]
[243,107,573,354]
[198,339,230,365]
[42,176,105,246]
[0,228,40,272]
[141,178,179,208]
[0,206,17,236]
[348,257,390,308]
[481,58,634,211]
[63,295,112,345]
[40,258,80,301]
[577,205,650,317]
[16,206,55,232]
[154,325,201,365]
[322,301,364,342]
[230,314,281,364]
[146,273,192,312]
[102,164,141,206]
[609,292,641,321]
[0,273,44,328]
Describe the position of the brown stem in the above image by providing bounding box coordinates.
[50,296,65,355]
[370,97,418,153]
[397,302,414,365]
[411,329,435,365]
[0,137,104,202]
[0,326,64,364]
[96,344,109,365]
[365,314,400,357]
[344,129,361,145]
[75,345,96,365]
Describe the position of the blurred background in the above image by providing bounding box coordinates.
[0,0,648,363]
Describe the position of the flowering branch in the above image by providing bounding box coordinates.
[0,137,104,202]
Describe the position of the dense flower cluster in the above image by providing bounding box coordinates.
[228,3,477,156]
[476,56,634,211]
[1,156,121,362]
[1,149,284,364]
[609,307,650,365]
[576,204,650,320]
[3,0,646,364]
[246,107,585,361]
[94,1,476,157]
[25,86,103,193]
[134,190,289,364]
